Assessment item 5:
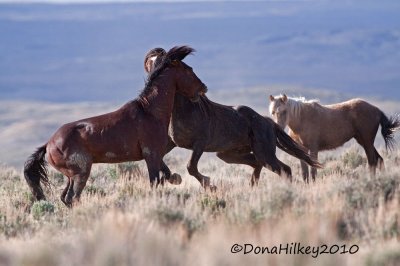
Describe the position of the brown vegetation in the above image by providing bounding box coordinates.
[0,146,399,266]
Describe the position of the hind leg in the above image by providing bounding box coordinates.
[301,160,310,183]
[355,136,381,176]
[310,150,318,182]
[62,155,92,207]
[60,177,70,206]
[216,150,263,186]
[71,172,91,206]
[277,159,292,181]
[375,148,384,170]
[363,145,382,176]
[64,179,74,208]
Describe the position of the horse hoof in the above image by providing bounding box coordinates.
[168,173,182,185]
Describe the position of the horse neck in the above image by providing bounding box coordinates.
[286,100,307,132]
[142,71,177,124]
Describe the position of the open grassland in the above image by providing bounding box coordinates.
[0,147,399,266]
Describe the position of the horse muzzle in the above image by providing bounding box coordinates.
[190,85,207,102]
[199,85,208,96]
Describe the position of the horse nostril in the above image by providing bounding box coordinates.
[202,85,208,93]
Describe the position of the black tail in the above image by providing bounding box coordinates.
[272,120,322,168]
[380,113,400,151]
[24,144,50,201]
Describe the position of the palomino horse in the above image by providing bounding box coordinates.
[24,46,208,207]
[269,94,400,182]
[144,48,321,188]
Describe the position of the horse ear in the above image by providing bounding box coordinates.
[167,46,195,61]
[269,95,275,102]
[282,94,288,103]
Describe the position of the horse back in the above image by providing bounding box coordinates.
[203,103,250,151]
[47,101,144,164]
[307,99,381,150]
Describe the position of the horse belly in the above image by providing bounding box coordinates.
[169,118,207,149]
[77,123,143,163]
[204,121,249,152]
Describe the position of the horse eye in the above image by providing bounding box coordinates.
[272,111,276,115]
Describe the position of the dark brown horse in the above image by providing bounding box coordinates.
[269,94,400,182]
[145,48,321,188]
[24,46,207,207]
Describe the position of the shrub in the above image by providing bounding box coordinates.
[342,148,365,168]
[31,201,55,220]
[85,185,106,197]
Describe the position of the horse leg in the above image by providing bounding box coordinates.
[61,152,92,207]
[64,179,74,208]
[363,144,381,176]
[60,177,70,206]
[187,147,213,189]
[301,160,310,183]
[144,154,162,187]
[355,136,380,176]
[71,172,91,206]
[310,150,318,182]
[216,150,263,186]
[251,166,262,186]
[160,161,182,185]
[375,148,385,170]
[159,140,181,185]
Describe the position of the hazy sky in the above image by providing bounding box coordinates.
[1,0,399,102]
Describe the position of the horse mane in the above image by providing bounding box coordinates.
[287,96,319,118]
[144,47,166,70]
[138,46,195,107]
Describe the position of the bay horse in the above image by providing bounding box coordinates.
[269,94,400,182]
[144,48,321,188]
[24,46,208,207]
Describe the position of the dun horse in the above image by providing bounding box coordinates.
[24,46,207,207]
[269,94,400,182]
[145,48,321,187]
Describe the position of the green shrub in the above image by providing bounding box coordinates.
[31,201,55,220]
[85,185,106,197]
[342,149,365,168]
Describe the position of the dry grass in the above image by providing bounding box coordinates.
[0,146,399,266]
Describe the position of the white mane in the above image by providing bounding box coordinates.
[287,96,319,118]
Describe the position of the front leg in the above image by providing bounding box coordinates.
[159,138,181,185]
[142,145,163,187]
[160,161,182,185]
[187,146,213,189]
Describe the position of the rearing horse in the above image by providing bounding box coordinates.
[24,46,207,207]
[144,48,321,188]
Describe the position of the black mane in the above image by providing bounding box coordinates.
[139,46,195,105]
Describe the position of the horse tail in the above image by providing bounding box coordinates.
[24,144,50,201]
[380,112,400,151]
[273,121,322,168]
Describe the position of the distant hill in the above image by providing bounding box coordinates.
[2,86,400,167]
